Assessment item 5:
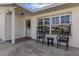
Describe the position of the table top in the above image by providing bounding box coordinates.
[47,37,54,39]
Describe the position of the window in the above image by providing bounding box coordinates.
[37,18,50,34]
[26,20,31,29]
[44,18,50,34]
[44,18,50,25]
[38,19,43,25]
[37,13,71,35]
[52,16,59,24]
[61,15,70,23]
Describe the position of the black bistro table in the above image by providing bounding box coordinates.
[47,37,54,46]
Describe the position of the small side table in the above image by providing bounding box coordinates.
[47,37,54,46]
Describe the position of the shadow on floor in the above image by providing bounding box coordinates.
[6,37,31,44]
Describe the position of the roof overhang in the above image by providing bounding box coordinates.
[1,3,79,16]
[0,3,68,13]
[16,3,66,13]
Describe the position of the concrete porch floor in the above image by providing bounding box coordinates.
[0,39,79,56]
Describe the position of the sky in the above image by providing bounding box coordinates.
[22,3,52,10]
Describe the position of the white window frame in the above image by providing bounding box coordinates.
[37,12,71,36]
[60,13,71,24]
[51,15,60,25]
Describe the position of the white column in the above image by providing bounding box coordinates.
[50,16,52,36]
[3,13,6,41]
[12,9,15,44]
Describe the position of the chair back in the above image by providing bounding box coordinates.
[37,31,45,38]
[57,33,69,42]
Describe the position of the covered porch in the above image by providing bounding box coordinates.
[4,6,32,44]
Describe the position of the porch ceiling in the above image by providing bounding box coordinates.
[15,6,33,16]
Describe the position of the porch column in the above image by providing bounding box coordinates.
[50,17,52,36]
[12,9,15,44]
[3,13,6,41]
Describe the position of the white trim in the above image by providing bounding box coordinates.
[50,16,52,36]
[12,9,15,44]
[3,13,6,41]
[0,3,12,5]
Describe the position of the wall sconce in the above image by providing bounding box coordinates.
[21,12,24,15]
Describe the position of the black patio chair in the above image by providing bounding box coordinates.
[56,33,69,51]
[36,31,45,44]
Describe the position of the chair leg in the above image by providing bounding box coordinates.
[52,40,53,46]
[66,42,68,51]
[36,39,38,43]
[42,39,44,44]
[57,41,59,48]
[36,38,38,43]
[47,40,49,46]
[39,38,40,42]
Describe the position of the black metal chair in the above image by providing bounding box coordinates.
[56,33,69,50]
[36,31,45,44]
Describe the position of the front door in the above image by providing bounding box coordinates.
[26,20,31,37]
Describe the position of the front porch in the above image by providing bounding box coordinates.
[4,6,32,44]
[0,38,79,56]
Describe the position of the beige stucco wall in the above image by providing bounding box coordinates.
[5,14,12,40]
[71,8,79,48]
[0,6,9,41]
[0,13,5,40]
[15,15,25,39]
[5,13,25,40]
[30,6,79,48]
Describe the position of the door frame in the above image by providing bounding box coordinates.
[25,20,31,37]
